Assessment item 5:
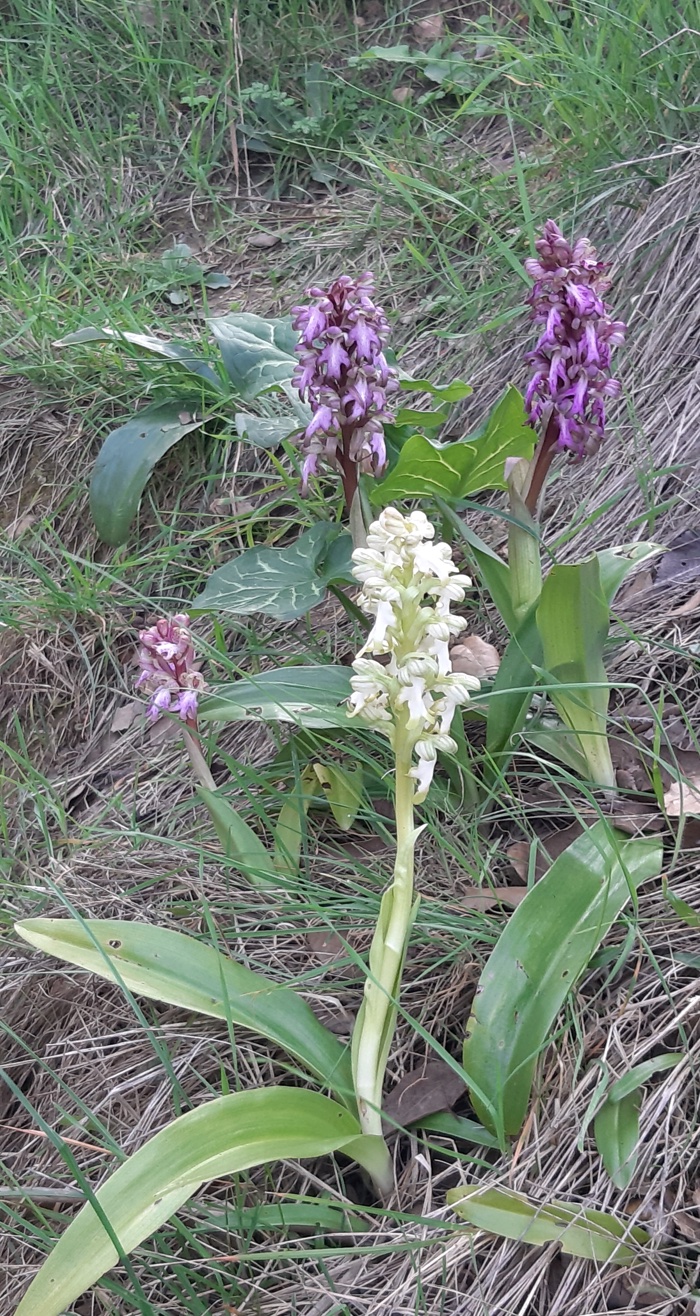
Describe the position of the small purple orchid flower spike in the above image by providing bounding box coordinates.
[135,613,206,726]
[522,220,626,511]
[291,272,399,516]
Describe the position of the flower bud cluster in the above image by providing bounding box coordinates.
[524,220,626,460]
[349,508,479,802]
[291,272,399,490]
[135,613,206,723]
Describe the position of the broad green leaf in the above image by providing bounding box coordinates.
[394,406,449,430]
[312,762,363,831]
[197,786,278,890]
[372,385,534,506]
[193,524,352,621]
[416,1110,500,1149]
[448,1185,648,1264]
[521,724,591,777]
[537,557,614,789]
[353,43,415,63]
[608,1053,684,1103]
[594,1089,641,1189]
[235,412,300,448]
[203,271,232,290]
[485,605,541,765]
[210,312,297,401]
[457,522,515,634]
[214,1198,366,1234]
[14,1088,383,1316]
[597,542,664,604]
[199,665,352,729]
[15,920,354,1103]
[273,765,320,877]
[398,378,472,403]
[462,824,663,1138]
[54,325,223,389]
[89,400,205,546]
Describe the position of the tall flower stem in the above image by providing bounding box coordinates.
[183,726,216,792]
[506,457,543,624]
[352,712,416,1199]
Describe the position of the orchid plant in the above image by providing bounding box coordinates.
[14,222,670,1312]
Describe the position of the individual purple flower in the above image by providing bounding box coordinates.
[524,220,626,460]
[135,613,206,724]
[290,272,399,504]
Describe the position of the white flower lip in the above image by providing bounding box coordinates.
[348,507,479,802]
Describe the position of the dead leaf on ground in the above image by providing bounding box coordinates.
[305,930,347,964]
[669,586,700,617]
[655,529,700,586]
[450,636,501,679]
[4,512,37,540]
[664,778,700,817]
[247,232,282,249]
[507,820,585,883]
[617,568,654,605]
[392,86,412,104]
[413,12,444,43]
[460,885,529,911]
[383,1057,466,1130]
[111,701,140,733]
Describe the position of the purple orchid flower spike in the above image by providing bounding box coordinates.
[522,220,626,511]
[135,613,207,725]
[291,272,399,516]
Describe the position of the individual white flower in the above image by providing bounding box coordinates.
[349,507,479,801]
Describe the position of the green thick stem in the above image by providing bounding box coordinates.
[352,718,416,1198]
[507,458,543,625]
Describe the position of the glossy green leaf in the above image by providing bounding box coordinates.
[416,1110,500,1149]
[14,1088,382,1316]
[210,312,297,400]
[457,522,515,634]
[394,406,449,430]
[372,385,534,506]
[608,1053,684,1103]
[485,605,541,765]
[193,524,353,621]
[594,1089,641,1189]
[312,762,363,831]
[521,724,591,777]
[235,412,300,448]
[15,919,354,1103]
[462,824,663,1138]
[273,765,320,877]
[54,325,223,389]
[448,1185,648,1264]
[597,542,664,605]
[197,786,278,890]
[89,400,205,545]
[536,556,614,789]
[203,271,232,289]
[399,377,473,403]
[213,1198,366,1235]
[199,665,352,730]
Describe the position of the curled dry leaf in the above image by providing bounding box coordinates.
[664,778,700,817]
[248,232,282,249]
[383,1057,466,1130]
[412,11,444,44]
[450,636,500,679]
[110,701,140,733]
[460,885,529,911]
